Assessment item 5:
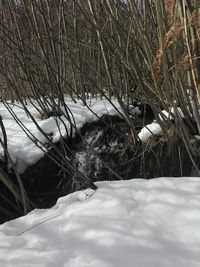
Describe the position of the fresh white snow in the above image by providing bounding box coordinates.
[0,98,199,267]
[0,177,199,267]
[1,95,184,170]
[0,97,123,173]
[138,121,162,143]
[138,107,185,143]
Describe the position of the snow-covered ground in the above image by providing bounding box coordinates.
[0,96,155,173]
[0,98,200,266]
[0,97,124,173]
[0,178,200,267]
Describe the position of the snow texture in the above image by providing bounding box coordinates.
[138,122,162,142]
[1,95,184,170]
[0,177,199,267]
[138,107,184,143]
[0,97,122,173]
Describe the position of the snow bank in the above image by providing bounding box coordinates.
[0,97,122,173]
[0,177,199,267]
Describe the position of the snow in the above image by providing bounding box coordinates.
[0,177,199,267]
[138,122,162,142]
[0,97,199,266]
[159,107,185,121]
[0,97,122,173]
[138,107,184,143]
[0,95,185,170]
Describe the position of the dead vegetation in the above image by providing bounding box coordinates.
[0,0,200,221]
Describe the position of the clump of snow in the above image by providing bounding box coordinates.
[159,107,185,121]
[138,107,185,143]
[0,97,123,173]
[138,122,162,143]
[129,106,141,117]
[0,177,199,267]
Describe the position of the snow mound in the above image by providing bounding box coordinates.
[0,177,200,267]
[0,97,122,173]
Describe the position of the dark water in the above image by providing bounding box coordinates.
[0,114,198,224]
